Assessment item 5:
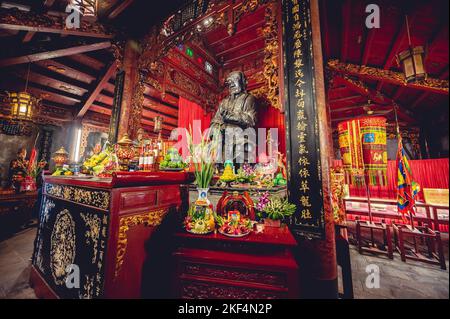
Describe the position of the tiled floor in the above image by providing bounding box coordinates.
[345,246,449,299]
[0,228,37,299]
[0,227,448,299]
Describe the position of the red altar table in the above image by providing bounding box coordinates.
[30,172,192,299]
[173,226,299,299]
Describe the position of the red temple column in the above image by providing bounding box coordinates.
[281,0,338,298]
[117,40,141,140]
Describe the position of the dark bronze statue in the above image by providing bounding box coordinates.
[211,71,257,131]
[210,71,257,165]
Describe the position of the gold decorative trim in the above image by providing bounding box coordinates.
[261,3,281,110]
[328,59,449,94]
[235,0,273,24]
[114,209,169,279]
[45,184,110,211]
[128,73,145,140]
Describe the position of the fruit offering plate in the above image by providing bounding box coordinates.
[218,220,253,238]
[218,228,252,238]
[159,167,185,172]
[186,228,214,235]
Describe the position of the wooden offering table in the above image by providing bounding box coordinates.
[30,172,192,299]
[0,190,37,238]
[173,226,299,299]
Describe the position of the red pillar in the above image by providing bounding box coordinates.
[117,40,141,140]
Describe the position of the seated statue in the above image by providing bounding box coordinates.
[210,71,257,165]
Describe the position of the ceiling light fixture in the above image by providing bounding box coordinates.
[8,62,39,122]
[396,16,427,83]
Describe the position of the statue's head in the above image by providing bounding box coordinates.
[17,148,27,161]
[137,128,145,141]
[226,71,247,96]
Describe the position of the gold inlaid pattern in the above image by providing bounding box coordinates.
[114,209,169,279]
[50,209,76,286]
[45,184,110,211]
[80,213,102,264]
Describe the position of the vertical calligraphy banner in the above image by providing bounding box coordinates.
[282,0,325,238]
[108,70,125,143]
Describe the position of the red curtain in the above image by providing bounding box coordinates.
[257,104,286,155]
[333,158,450,200]
[177,97,211,156]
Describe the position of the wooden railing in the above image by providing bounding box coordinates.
[344,197,449,232]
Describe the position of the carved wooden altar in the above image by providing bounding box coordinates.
[30,172,192,299]
[173,226,299,299]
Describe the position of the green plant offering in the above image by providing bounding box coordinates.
[186,127,220,189]
[263,197,296,221]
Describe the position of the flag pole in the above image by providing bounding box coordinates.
[394,105,415,230]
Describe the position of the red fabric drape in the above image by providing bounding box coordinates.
[333,158,450,200]
[257,104,286,155]
[178,96,211,132]
[177,97,211,156]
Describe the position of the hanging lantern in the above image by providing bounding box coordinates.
[154,116,163,133]
[9,92,35,121]
[397,46,426,83]
[396,16,427,83]
[8,62,39,122]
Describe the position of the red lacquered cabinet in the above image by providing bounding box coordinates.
[30,172,192,299]
[173,227,300,299]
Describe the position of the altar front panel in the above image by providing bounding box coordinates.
[33,191,110,299]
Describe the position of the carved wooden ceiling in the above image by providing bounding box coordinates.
[0,0,126,127]
[0,0,271,134]
[321,0,449,128]
[2,0,446,133]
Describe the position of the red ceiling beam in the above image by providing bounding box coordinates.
[439,68,449,80]
[335,76,417,123]
[77,62,117,118]
[392,87,405,101]
[328,60,449,95]
[411,92,429,109]
[340,0,352,62]
[25,83,82,104]
[209,20,266,48]
[216,36,265,58]
[378,4,421,92]
[361,29,376,66]
[142,108,178,127]
[0,41,112,67]
[223,48,265,68]
[22,31,35,43]
[331,110,394,123]
[141,123,173,138]
[383,6,420,70]
[330,103,384,114]
[0,23,113,39]
[141,118,177,131]
[108,0,134,19]
[143,99,179,118]
[329,95,362,104]
[43,0,56,7]
[411,69,449,109]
